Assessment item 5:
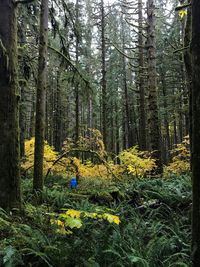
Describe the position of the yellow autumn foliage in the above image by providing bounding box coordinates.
[165,136,190,175]
[22,135,157,180]
[50,208,120,235]
[21,138,69,175]
[66,209,81,218]
[117,146,156,177]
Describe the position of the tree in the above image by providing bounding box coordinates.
[33,0,49,192]
[191,1,200,265]
[146,0,163,174]
[0,0,21,209]
[138,0,147,150]
[100,0,108,149]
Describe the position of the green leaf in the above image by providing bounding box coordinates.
[3,246,16,267]
[128,255,149,267]
[63,216,83,229]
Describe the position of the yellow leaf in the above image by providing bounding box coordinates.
[66,209,81,218]
[179,9,187,19]
[103,213,121,225]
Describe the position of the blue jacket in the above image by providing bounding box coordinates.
[70,178,77,189]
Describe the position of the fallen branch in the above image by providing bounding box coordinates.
[45,148,119,181]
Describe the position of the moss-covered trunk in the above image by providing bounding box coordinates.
[0,0,21,210]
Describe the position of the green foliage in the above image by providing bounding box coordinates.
[0,175,191,266]
[136,174,191,207]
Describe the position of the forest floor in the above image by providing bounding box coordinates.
[0,174,191,267]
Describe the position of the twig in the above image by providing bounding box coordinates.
[175,3,191,11]
[173,45,190,54]
[15,0,35,5]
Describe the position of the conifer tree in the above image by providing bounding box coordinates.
[0,0,21,209]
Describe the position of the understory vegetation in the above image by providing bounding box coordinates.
[0,137,191,267]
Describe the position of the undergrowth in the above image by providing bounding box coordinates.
[0,174,191,266]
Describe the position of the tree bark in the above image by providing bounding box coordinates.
[19,19,28,158]
[54,70,62,152]
[33,0,48,192]
[146,0,163,174]
[183,0,192,139]
[138,0,147,150]
[101,0,107,149]
[160,71,170,163]
[191,1,200,265]
[0,0,21,210]
[75,0,80,144]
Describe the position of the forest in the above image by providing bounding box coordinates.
[0,0,200,266]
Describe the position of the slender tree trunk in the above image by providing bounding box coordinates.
[87,97,93,129]
[160,72,170,163]
[75,0,80,144]
[0,0,21,210]
[19,20,27,158]
[183,0,192,138]
[191,1,200,265]
[122,120,127,150]
[49,78,54,145]
[33,0,48,192]
[19,84,25,157]
[129,103,138,146]
[115,100,120,163]
[146,0,163,174]
[29,93,36,138]
[178,96,183,142]
[138,0,147,150]
[54,71,62,151]
[121,23,131,148]
[173,117,178,145]
[101,0,107,149]
[75,82,79,143]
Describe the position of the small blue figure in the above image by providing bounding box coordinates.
[70,177,77,189]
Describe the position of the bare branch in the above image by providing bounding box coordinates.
[15,0,35,5]
[175,3,191,11]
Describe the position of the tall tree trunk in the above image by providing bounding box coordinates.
[75,0,80,144]
[19,84,26,158]
[191,1,200,265]
[160,71,170,163]
[54,71,62,151]
[33,0,48,192]
[101,0,107,149]
[29,93,36,138]
[19,18,29,158]
[183,0,192,138]
[115,100,120,163]
[0,0,21,210]
[121,21,131,148]
[146,0,163,174]
[138,0,147,150]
